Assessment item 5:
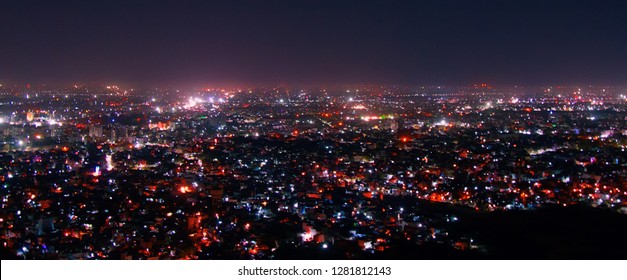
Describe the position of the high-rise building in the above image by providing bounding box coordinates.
[210,184,224,210]
[89,125,103,138]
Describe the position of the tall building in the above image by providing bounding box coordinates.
[89,125,103,138]
[110,128,117,142]
[210,184,224,210]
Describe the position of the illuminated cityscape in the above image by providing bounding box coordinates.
[1,0,627,260]
[0,84,626,259]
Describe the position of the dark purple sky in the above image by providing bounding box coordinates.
[1,0,626,87]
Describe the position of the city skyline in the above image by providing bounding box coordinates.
[1,84,626,259]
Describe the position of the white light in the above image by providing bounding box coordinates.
[106,155,114,171]
[18,140,24,146]
[93,166,101,177]
[436,119,449,126]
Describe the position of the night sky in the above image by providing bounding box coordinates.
[1,0,626,87]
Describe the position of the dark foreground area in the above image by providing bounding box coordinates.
[271,204,627,260]
[3,204,625,260]
[455,205,627,259]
